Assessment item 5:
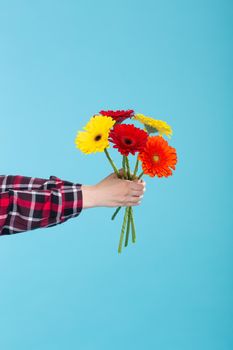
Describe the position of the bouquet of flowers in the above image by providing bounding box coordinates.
[75,109,177,253]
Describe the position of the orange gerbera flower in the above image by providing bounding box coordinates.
[138,135,177,177]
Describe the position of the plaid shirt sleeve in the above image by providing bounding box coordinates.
[0,174,83,236]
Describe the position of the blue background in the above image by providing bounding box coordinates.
[0,1,232,349]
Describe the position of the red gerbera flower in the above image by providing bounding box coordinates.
[99,109,134,124]
[108,124,148,156]
[138,135,177,177]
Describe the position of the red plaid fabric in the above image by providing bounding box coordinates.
[0,174,83,236]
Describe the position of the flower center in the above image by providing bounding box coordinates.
[95,134,102,141]
[153,154,159,162]
[124,138,132,145]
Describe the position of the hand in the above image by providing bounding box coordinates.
[81,169,146,209]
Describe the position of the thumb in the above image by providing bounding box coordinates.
[108,168,124,179]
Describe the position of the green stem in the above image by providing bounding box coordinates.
[122,156,127,179]
[125,156,131,179]
[118,207,129,254]
[111,206,121,220]
[130,207,136,243]
[111,156,127,221]
[138,171,144,179]
[132,158,139,180]
[104,148,120,178]
[124,206,131,247]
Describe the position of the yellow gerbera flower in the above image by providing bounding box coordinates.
[75,115,116,154]
[133,113,172,138]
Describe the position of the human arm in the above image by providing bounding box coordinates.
[0,175,82,235]
[0,171,145,236]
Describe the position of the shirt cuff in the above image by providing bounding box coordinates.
[46,176,83,221]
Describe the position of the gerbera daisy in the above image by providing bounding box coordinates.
[75,115,115,154]
[99,109,134,124]
[138,135,177,177]
[108,124,148,156]
[133,113,172,138]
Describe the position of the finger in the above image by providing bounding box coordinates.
[126,200,141,206]
[119,168,128,178]
[131,195,143,201]
[130,189,144,197]
[129,182,145,191]
[133,179,146,187]
[128,195,142,203]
